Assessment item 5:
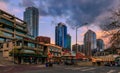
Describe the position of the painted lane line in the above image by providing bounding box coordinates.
[107,70,116,73]
[65,67,88,70]
[81,68,96,71]
[71,67,88,70]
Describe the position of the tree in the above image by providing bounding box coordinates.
[101,9,120,51]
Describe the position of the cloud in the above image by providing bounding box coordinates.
[2,0,120,29]
[0,1,8,11]
[17,0,116,28]
[19,0,36,7]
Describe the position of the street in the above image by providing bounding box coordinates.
[0,64,120,73]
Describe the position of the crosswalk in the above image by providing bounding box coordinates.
[64,67,119,73]
[65,67,96,71]
[107,70,116,73]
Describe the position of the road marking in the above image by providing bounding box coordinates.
[65,67,88,70]
[71,67,88,70]
[107,70,116,73]
[81,68,96,71]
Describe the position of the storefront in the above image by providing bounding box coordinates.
[10,49,46,64]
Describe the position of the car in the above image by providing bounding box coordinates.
[64,60,74,65]
[104,62,113,66]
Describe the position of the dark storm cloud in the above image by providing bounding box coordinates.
[19,0,36,7]
[19,0,114,28]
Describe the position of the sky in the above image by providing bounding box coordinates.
[0,0,120,47]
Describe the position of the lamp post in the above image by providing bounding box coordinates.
[76,27,78,53]
[75,23,88,53]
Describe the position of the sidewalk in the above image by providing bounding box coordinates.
[36,64,46,68]
[0,64,4,66]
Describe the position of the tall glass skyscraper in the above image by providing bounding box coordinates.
[84,30,97,56]
[24,7,39,38]
[66,34,71,51]
[97,39,104,52]
[55,23,67,48]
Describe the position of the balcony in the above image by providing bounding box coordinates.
[0,18,14,27]
[0,28,14,34]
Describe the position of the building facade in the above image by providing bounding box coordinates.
[97,39,104,52]
[66,34,71,51]
[55,22,67,48]
[0,9,63,64]
[84,30,97,56]
[0,9,27,59]
[79,45,84,53]
[24,7,39,38]
[36,36,51,44]
[45,44,62,63]
[0,9,46,64]
[72,44,80,53]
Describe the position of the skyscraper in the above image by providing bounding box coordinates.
[79,45,85,53]
[24,7,39,38]
[97,39,104,52]
[84,30,97,56]
[66,34,71,51]
[55,22,67,48]
[72,44,80,53]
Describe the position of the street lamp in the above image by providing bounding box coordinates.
[75,23,88,53]
[76,27,78,53]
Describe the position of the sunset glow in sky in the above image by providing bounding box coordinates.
[0,0,120,47]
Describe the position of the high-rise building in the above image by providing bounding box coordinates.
[24,7,39,38]
[55,22,67,48]
[66,34,71,51]
[72,44,80,53]
[97,39,104,52]
[79,45,85,53]
[84,30,97,56]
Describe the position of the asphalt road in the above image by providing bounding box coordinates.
[0,64,120,73]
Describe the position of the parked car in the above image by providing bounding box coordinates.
[104,62,115,66]
[64,59,74,65]
[115,57,120,66]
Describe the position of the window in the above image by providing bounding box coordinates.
[0,38,5,42]
[16,25,25,30]
[15,29,26,35]
[4,27,13,32]
[16,41,22,46]
[3,32,13,37]
[0,18,13,26]
[28,42,35,48]
[16,35,23,39]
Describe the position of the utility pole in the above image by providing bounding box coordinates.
[76,27,78,53]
